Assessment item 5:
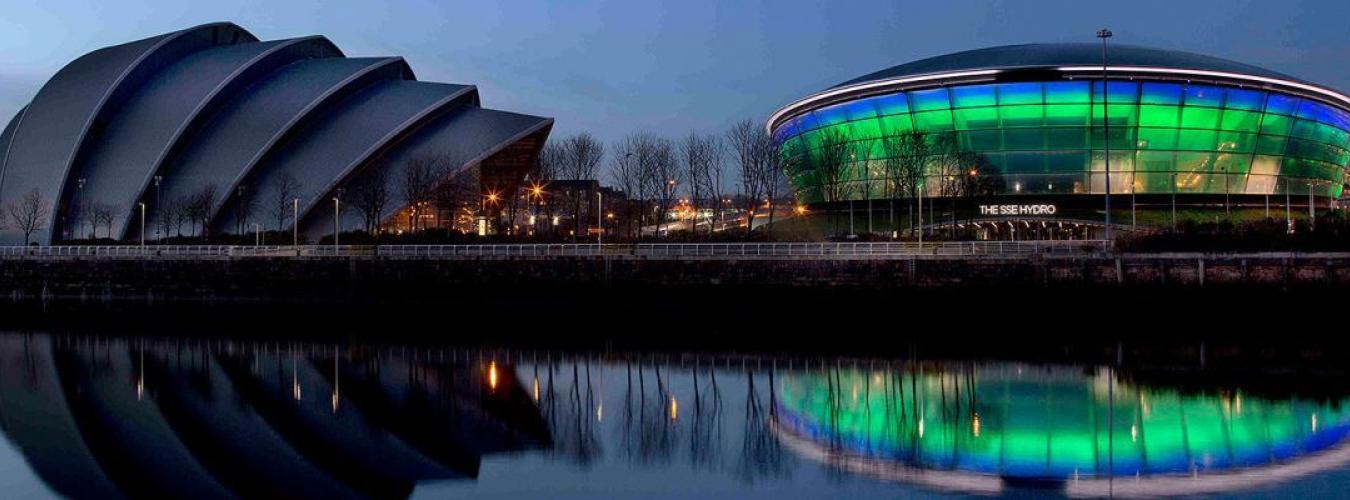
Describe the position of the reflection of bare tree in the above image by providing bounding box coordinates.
[687,362,724,470]
[540,360,602,465]
[738,368,789,481]
[619,360,679,465]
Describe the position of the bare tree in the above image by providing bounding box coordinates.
[5,189,48,245]
[680,132,722,234]
[648,137,680,237]
[762,136,798,235]
[727,120,770,237]
[608,136,644,238]
[434,164,480,233]
[560,133,605,238]
[348,167,391,233]
[813,128,856,236]
[186,184,218,238]
[530,142,565,235]
[90,202,116,239]
[268,172,303,232]
[402,154,453,232]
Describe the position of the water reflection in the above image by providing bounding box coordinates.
[0,334,549,499]
[1,336,1348,498]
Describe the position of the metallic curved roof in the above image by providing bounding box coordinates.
[0,22,253,244]
[0,22,552,244]
[154,57,409,238]
[769,43,1350,134]
[834,43,1310,89]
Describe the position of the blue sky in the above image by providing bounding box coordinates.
[2,0,1349,146]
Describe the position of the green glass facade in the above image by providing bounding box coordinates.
[776,366,1350,478]
[773,81,1350,203]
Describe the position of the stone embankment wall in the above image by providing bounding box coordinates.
[1,254,1348,303]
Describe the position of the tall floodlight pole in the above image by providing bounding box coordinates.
[1098,28,1113,244]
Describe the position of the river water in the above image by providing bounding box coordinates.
[0,332,1347,499]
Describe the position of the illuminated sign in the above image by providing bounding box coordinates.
[979,204,1057,216]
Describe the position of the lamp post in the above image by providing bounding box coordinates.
[1098,28,1113,244]
[333,188,343,248]
[138,202,146,247]
[292,198,299,246]
[596,190,604,245]
[153,175,162,242]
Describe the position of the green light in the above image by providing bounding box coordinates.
[777,81,1350,203]
[776,366,1350,479]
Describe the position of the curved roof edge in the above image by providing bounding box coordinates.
[114,36,345,240]
[291,85,481,228]
[0,22,255,245]
[767,44,1350,135]
[203,58,416,230]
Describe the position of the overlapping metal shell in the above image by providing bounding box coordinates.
[0,22,553,244]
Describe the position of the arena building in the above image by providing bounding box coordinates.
[767,44,1350,235]
[0,22,551,244]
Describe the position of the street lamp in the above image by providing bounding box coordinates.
[332,188,344,247]
[138,202,146,247]
[596,191,604,245]
[1098,27,1113,244]
[292,198,299,246]
[153,175,163,242]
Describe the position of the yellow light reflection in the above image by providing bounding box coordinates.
[488,362,499,391]
[533,376,540,401]
[669,396,678,421]
[972,412,981,437]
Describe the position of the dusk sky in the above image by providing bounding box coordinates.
[3,0,1349,147]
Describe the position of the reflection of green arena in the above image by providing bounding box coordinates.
[767,44,1350,213]
[775,366,1350,479]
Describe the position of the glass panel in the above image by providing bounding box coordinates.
[1214,154,1252,175]
[908,88,951,111]
[1137,151,1177,172]
[1265,94,1298,115]
[1137,128,1178,150]
[1260,114,1293,136]
[1044,81,1091,104]
[813,104,850,128]
[1004,152,1046,173]
[912,110,953,131]
[1185,85,1225,107]
[962,130,1000,150]
[1140,83,1183,105]
[1177,130,1219,150]
[1139,105,1181,128]
[954,107,998,130]
[1045,104,1090,126]
[1220,109,1261,132]
[997,83,1043,105]
[844,100,878,122]
[1181,107,1220,129]
[999,105,1044,128]
[952,85,997,108]
[878,114,913,135]
[1224,89,1264,110]
[1093,81,1139,103]
[1046,128,1087,149]
[1256,135,1287,155]
[873,93,910,116]
[1215,131,1256,153]
[1003,129,1045,150]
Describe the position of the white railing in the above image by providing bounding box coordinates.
[0,241,1108,260]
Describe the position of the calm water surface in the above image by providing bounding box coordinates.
[1,332,1348,499]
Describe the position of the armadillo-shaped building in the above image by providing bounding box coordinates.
[0,22,553,244]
